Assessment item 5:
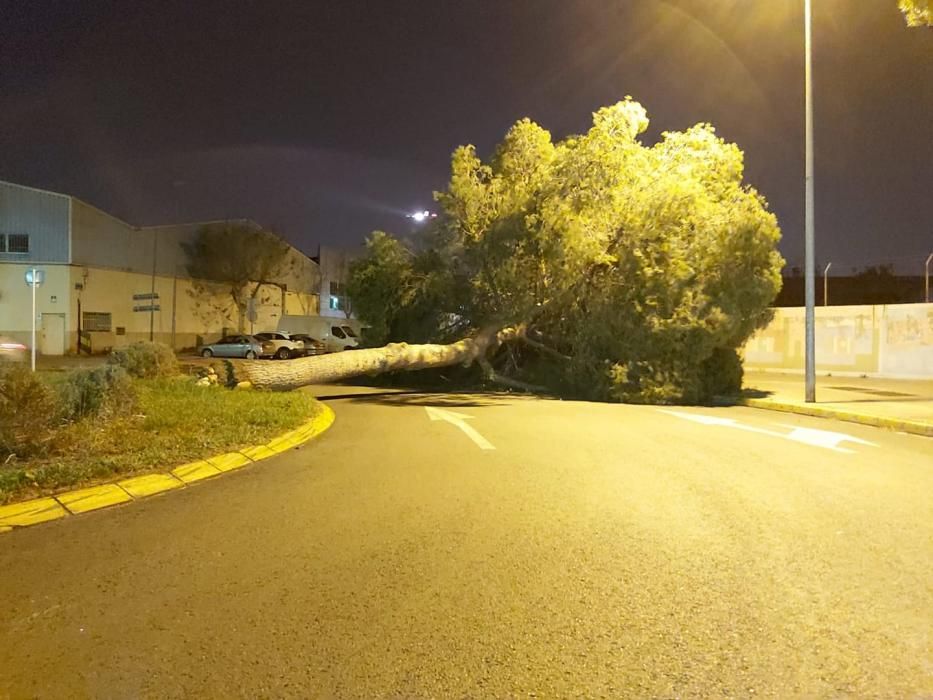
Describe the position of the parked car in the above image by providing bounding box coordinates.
[0,336,28,363]
[288,334,327,356]
[198,335,274,359]
[277,315,362,353]
[255,331,305,360]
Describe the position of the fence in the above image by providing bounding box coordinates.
[742,303,933,378]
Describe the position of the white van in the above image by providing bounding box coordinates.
[277,315,361,353]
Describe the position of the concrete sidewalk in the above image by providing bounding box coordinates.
[742,372,933,437]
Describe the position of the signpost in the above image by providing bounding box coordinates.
[24,268,45,372]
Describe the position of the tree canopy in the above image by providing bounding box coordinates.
[347,98,784,403]
[182,222,295,331]
[899,0,932,26]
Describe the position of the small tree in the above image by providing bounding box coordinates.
[182,223,295,332]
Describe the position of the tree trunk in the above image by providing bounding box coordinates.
[224,327,522,391]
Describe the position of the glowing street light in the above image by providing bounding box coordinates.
[407,210,437,223]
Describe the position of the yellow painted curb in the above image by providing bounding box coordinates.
[57,484,133,515]
[0,402,335,535]
[240,445,277,461]
[119,473,185,498]
[740,398,933,438]
[0,497,68,528]
[207,452,252,472]
[172,460,222,483]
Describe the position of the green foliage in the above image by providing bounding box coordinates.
[0,364,60,458]
[0,376,321,503]
[56,366,137,421]
[347,98,783,403]
[108,341,179,378]
[181,222,296,329]
[899,0,931,26]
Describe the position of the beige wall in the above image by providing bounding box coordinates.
[73,267,319,352]
[0,263,72,350]
[1,262,319,354]
[743,303,933,378]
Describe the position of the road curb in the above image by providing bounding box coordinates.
[0,402,335,534]
[739,398,933,438]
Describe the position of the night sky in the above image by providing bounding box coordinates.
[1,1,930,273]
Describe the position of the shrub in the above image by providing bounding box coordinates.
[0,363,60,458]
[108,341,178,379]
[56,365,137,421]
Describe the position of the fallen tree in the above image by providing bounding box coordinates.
[223,326,533,391]
[231,98,783,403]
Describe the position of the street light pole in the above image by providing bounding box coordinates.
[823,261,832,306]
[804,0,816,402]
[925,252,932,303]
[31,267,37,372]
[150,229,157,342]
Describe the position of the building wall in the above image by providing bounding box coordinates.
[1,180,323,354]
[743,303,933,378]
[71,199,165,273]
[0,181,70,264]
[1,261,320,354]
[316,245,360,318]
[71,267,319,352]
[0,263,72,351]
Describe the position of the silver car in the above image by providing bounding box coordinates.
[0,335,28,363]
[198,335,274,359]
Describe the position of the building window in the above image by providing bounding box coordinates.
[83,312,112,332]
[1,233,30,254]
[329,295,344,311]
[329,281,345,296]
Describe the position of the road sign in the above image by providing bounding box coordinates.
[24,269,45,287]
[133,292,159,300]
[133,304,161,312]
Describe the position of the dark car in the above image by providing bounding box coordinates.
[289,334,327,356]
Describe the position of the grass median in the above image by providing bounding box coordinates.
[0,375,322,504]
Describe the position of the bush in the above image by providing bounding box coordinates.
[0,363,60,458]
[108,341,178,379]
[56,366,137,421]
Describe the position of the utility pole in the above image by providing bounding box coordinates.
[149,229,157,341]
[823,261,832,306]
[804,0,816,402]
[925,253,932,303]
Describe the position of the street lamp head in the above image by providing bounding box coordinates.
[407,210,437,223]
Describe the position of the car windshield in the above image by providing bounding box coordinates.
[341,326,358,338]
[331,326,346,339]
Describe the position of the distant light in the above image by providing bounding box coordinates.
[407,210,437,223]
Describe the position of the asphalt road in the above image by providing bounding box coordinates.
[1,385,931,698]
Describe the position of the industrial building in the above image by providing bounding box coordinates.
[0,180,321,355]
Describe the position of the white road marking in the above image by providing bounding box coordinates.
[775,424,879,451]
[658,410,878,453]
[425,406,496,450]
